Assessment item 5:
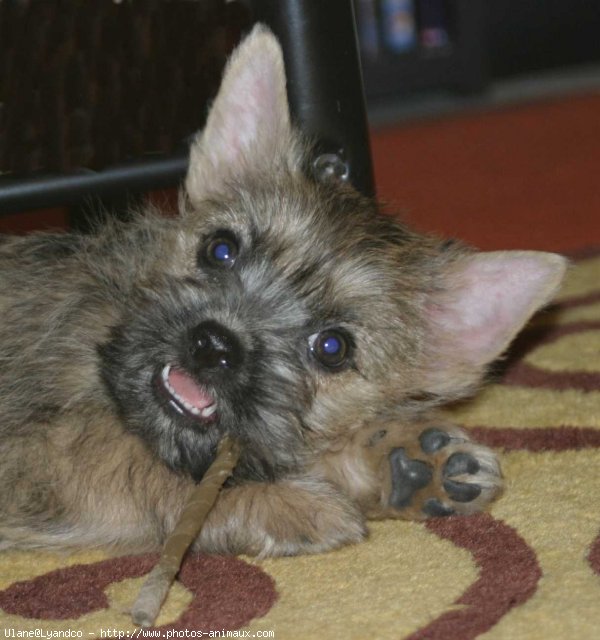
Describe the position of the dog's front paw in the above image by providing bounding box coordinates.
[258,477,368,556]
[365,423,502,520]
[197,476,367,557]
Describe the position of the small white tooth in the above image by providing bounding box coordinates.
[171,389,182,404]
[188,405,201,416]
[180,397,194,413]
[201,404,217,418]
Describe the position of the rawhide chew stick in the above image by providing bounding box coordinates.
[131,435,241,628]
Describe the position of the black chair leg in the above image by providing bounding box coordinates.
[241,0,375,198]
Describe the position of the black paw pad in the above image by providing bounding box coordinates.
[419,427,451,454]
[389,448,433,509]
[423,498,455,517]
[439,452,483,505]
[443,479,482,502]
[444,452,480,477]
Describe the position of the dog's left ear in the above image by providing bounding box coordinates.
[185,24,294,204]
[423,250,567,397]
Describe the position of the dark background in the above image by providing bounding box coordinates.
[359,0,600,102]
[489,0,600,78]
[0,0,599,244]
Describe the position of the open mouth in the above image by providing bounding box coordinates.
[155,364,218,423]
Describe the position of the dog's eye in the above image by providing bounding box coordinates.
[202,231,239,268]
[308,329,352,370]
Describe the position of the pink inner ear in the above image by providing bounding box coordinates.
[429,252,566,369]
[200,26,290,179]
[185,25,291,203]
[207,57,284,170]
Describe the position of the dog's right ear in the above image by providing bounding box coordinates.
[185,24,294,205]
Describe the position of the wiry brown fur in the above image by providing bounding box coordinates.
[0,26,565,557]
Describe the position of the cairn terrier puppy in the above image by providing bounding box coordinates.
[0,26,565,556]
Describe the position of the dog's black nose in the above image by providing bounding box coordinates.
[189,320,243,370]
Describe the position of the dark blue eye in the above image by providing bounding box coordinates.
[309,329,351,370]
[203,231,239,268]
[212,241,234,262]
[322,335,342,355]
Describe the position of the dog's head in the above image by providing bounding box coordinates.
[100,26,566,482]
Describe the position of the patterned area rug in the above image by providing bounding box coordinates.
[1,250,599,639]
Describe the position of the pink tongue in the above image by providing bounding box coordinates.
[167,367,214,410]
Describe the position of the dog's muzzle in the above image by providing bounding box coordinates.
[153,320,245,425]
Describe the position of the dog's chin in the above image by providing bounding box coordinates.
[153,364,219,427]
